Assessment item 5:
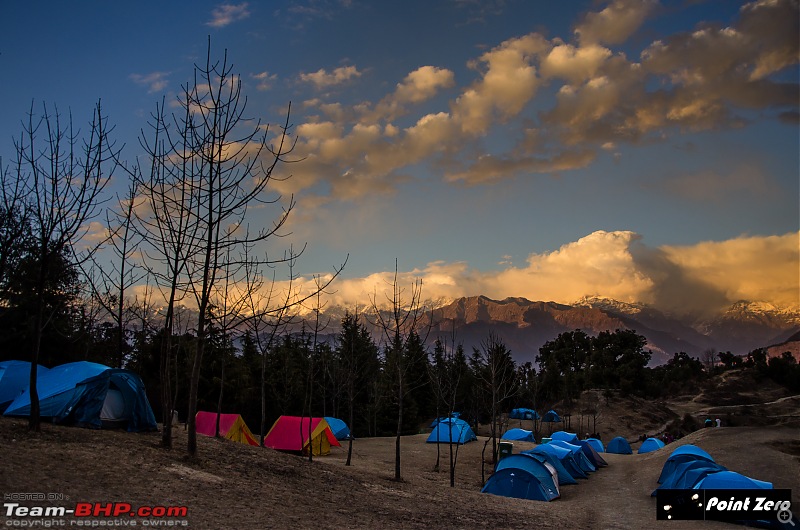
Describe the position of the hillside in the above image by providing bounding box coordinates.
[1,373,798,529]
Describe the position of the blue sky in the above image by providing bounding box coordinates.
[1,0,798,315]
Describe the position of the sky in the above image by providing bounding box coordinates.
[1,0,798,317]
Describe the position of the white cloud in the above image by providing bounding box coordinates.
[452,33,550,135]
[574,0,658,45]
[362,66,455,123]
[305,231,800,315]
[299,66,361,89]
[129,72,170,93]
[251,71,277,91]
[540,43,612,84]
[207,3,251,27]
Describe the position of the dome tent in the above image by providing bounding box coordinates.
[324,416,351,440]
[522,448,578,485]
[638,437,666,454]
[657,444,715,484]
[585,437,604,453]
[3,361,157,431]
[482,454,560,502]
[426,417,477,444]
[529,443,588,480]
[501,428,536,442]
[0,361,49,413]
[606,436,632,454]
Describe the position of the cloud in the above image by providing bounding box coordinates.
[444,148,596,184]
[207,3,251,27]
[251,71,277,91]
[129,72,170,93]
[574,0,658,45]
[539,43,613,84]
[660,232,800,311]
[299,66,361,89]
[304,231,799,315]
[452,33,551,135]
[269,0,798,199]
[362,66,456,122]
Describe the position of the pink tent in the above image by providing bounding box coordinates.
[195,411,259,446]
[264,416,340,455]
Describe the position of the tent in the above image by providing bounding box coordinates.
[606,436,632,455]
[324,417,351,440]
[657,444,715,483]
[264,416,340,456]
[430,412,461,427]
[585,437,604,453]
[653,460,728,495]
[638,437,666,454]
[578,440,608,467]
[542,410,561,423]
[550,440,596,473]
[501,428,536,442]
[529,443,588,479]
[3,361,157,431]
[693,471,773,490]
[482,454,560,501]
[195,411,259,446]
[426,417,477,444]
[509,408,540,420]
[551,431,580,444]
[0,361,49,413]
[522,448,577,485]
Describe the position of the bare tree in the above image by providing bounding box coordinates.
[0,155,31,300]
[79,179,144,368]
[11,101,116,430]
[474,333,518,469]
[428,324,468,487]
[369,261,431,482]
[135,95,201,449]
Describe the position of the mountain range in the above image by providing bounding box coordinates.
[424,296,800,365]
[308,296,800,366]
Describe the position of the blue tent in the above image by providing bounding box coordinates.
[551,431,580,444]
[4,361,157,432]
[324,417,351,440]
[578,440,608,467]
[653,460,728,495]
[606,436,632,455]
[482,454,560,501]
[430,412,462,427]
[638,437,665,454]
[529,443,588,479]
[509,408,540,420]
[550,440,596,473]
[542,410,561,423]
[657,444,715,483]
[693,471,773,490]
[0,361,49,413]
[426,417,476,444]
[522,448,577,485]
[585,437,604,453]
[501,428,536,442]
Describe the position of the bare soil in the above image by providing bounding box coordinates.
[1,372,798,529]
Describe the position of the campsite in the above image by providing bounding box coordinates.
[1,370,797,529]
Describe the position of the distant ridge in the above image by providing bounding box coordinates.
[422,295,800,366]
